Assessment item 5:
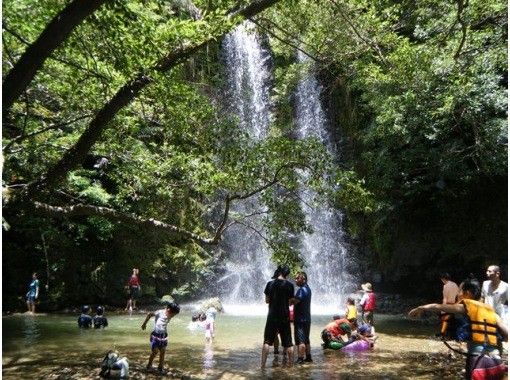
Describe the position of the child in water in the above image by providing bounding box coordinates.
[346,297,357,323]
[205,306,217,343]
[141,302,180,373]
[78,305,93,328]
[352,323,377,347]
[93,306,108,329]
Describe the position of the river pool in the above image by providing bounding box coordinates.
[3,311,472,379]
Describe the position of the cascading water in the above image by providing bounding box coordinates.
[215,27,355,316]
[217,22,273,314]
[294,52,356,313]
[222,21,271,139]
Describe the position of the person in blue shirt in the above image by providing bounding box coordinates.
[78,305,93,328]
[291,271,312,364]
[26,272,40,314]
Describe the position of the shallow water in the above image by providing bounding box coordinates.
[2,311,474,379]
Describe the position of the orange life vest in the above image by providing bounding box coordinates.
[463,299,500,347]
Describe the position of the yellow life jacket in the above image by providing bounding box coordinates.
[347,305,357,320]
[463,299,500,347]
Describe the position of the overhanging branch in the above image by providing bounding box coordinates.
[24,0,282,199]
[3,0,107,112]
[33,201,218,245]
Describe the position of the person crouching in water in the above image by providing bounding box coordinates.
[141,302,180,373]
[321,315,354,350]
[409,277,508,380]
[353,323,377,347]
[93,306,108,329]
[78,305,93,328]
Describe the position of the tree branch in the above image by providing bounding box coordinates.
[30,160,305,246]
[208,162,306,242]
[233,220,276,250]
[33,201,218,245]
[3,0,107,112]
[453,0,469,60]
[3,24,111,82]
[329,0,388,66]
[3,113,93,152]
[24,0,282,199]
[251,18,323,63]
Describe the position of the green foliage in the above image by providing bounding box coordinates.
[264,0,507,282]
[2,0,506,308]
[68,172,112,205]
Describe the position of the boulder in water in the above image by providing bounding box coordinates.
[160,295,174,304]
[197,297,223,313]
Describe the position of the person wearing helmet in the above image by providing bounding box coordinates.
[78,305,93,328]
[93,306,108,329]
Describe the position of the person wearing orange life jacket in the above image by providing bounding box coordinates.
[409,277,508,380]
[359,283,376,326]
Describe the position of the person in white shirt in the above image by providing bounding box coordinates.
[141,302,180,373]
[205,306,217,343]
[481,265,508,324]
[440,273,459,304]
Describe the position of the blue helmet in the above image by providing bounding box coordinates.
[96,306,104,315]
[358,323,371,335]
[82,305,90,313]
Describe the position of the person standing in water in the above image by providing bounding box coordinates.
[440,273,459,305]
[78,305,93,328]
[26,272,40,314]
[291,271,312,364]
[93,306,108,328]
[261,265,294,368]
[205,306,217,343]
[359,282,376,326]
[141,302,180,373]
[481,265,508,323]
[345,297,358,323]
[126,268,141,311]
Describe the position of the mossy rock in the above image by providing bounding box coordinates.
[160,295,174,304]
[197,297,223,313]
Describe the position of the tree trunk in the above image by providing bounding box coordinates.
[2,0,106,112]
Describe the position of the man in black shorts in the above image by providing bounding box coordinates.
[261,265,295,368]
[291,271,312,364]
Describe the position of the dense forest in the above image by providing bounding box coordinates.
[2,0,507,310]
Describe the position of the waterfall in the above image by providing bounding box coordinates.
[294,52,356,313]
[217,22,273,314]
[222,21,271,139]
[216,26,355,316]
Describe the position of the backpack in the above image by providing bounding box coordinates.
[99,350,120,378]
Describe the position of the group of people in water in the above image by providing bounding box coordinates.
[77,305,109,329]
[25,263,508,378]
[260,265,378,368]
